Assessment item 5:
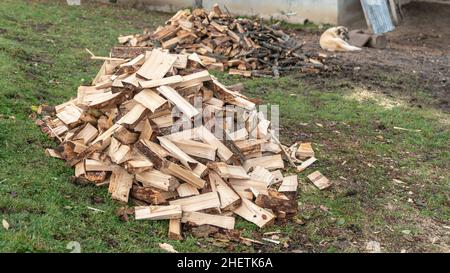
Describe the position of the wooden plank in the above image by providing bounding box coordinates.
[108,137,130,164]
[157,85,199,119]
[176,183,200,197]
[162,36,181,49]
[74,161,85,177]
[122,73,139,87]
[117,103,148,126]
[249,166,274,186]
[169,192,220,212]
[229,179,268,195]
[173,70,211,88]
[133,89,167,112]
[168,218,183,240]
[135,205,182,220]
[209,171,241,211]
[161,161,206,189]
[139,75,183,89]
[113,126,139,145]
[270,170,284,184]
[243,154,284,172]
[187,52,205,66]
[73,123,98,145]
[261,141,281,154]
[134,139,169,169]
[138,118,154,141]
[171,139,217,161]
[197,126,233,162]
[136,169,179,191]
[151,114,173,128]
[296,142,315,159]
[296,157,317,173]
[109,167,133,203]
[233,197,275,228]
[119,53,145,68]
[85,91,121,108]
[164,127,199,142]
[56,104,83,125]
[308,171,332,190]
[67,142,102,166]
[235,139,265,157]
[136,49,177,80]
[278,175,298,192]
[207,162,249,179]
[158,136,198,170]
[181,211,235,230]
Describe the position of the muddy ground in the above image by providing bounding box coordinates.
[291,2,449,112]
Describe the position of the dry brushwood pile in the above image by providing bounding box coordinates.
[36,45,330,240]
[115,4,328,78]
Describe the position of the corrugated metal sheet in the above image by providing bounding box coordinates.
[361,0,395,34]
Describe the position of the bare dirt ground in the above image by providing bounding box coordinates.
[291,2,450,112]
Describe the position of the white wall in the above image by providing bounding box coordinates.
[117,0,341,24]
[203,0,339,24]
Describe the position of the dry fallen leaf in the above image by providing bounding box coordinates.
[2,219,10,230]
[159,243,178,253]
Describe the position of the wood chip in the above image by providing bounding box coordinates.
[307,171,332,190]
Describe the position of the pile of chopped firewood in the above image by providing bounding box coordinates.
[114,4,328,78]
[37,45,329,240]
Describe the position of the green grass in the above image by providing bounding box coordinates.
[1,0,449,253]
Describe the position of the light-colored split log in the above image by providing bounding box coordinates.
[157,85,199,119]
[229,179,268,195]
[139,75,183,89]
[133,89,167,112]
[135,205,182,220]
[197,126,233,162]
[296,157,317,173]
[161,161,206,189]
[249,166,274,186]
[278,175,298,192]
[308,171,332,190]
[108,137,130,164]
[171,139,217,161]
[296,142,315,159]
[209,171,241,211]
[270,170,284,184]
[117,103,147,126]
[168,218,183,240]
[135,169,179,191]
[169,191,220,212]
[109,167,133,203]
[208,162,249,179]
[73,123,98,145]
[233,197,275,228]
[176,183,200,197]
[137,49,177,80]
[243,154,284,172]
[181,211,235,230]
[158,136,198,170]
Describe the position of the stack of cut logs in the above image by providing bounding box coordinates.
[37,46,328,240]
[115,4,327,78]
